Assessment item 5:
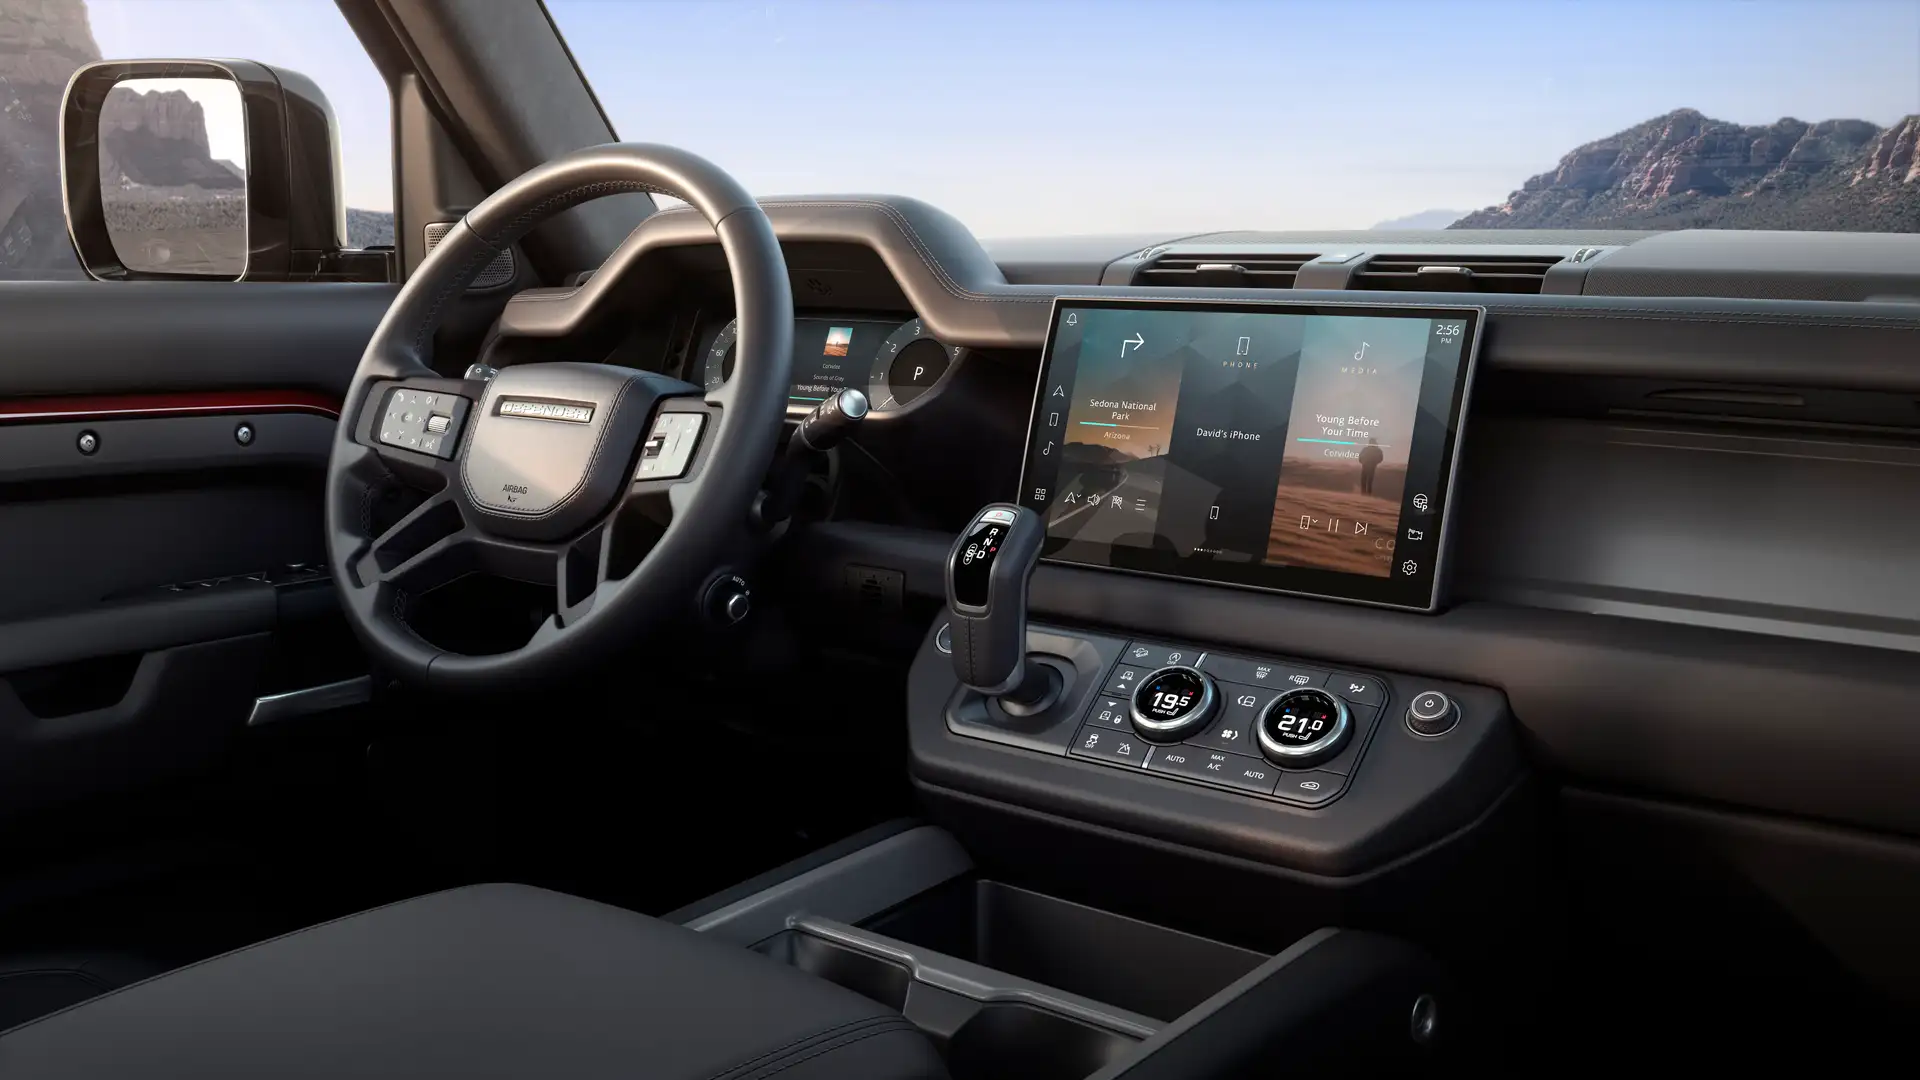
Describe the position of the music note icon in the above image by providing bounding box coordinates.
[1353,341,1369,362]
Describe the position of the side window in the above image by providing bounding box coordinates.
[0,0,393,280]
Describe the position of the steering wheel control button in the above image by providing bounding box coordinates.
[1274,770,1347,806]
[1407,690,1459,737]
[1201,654,1329,691]
[635,412,706,480]
[1129,666,1219,742]
[1256,687,1352,768]
[1085,695,1130,730]
[1104,666,1146,697]
[1329,673,1386,707]
[378,388,469,460]
[1122,642,1201,670]
[1071,726,1148,768]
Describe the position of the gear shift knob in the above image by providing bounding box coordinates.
[945,504,1053,704]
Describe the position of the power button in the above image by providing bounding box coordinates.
[1406,690,1458,737]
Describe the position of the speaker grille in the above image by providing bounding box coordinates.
[422,222,516,289]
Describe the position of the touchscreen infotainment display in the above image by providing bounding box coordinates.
[1017,298,1481,612]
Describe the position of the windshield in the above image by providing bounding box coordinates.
[547,0,1920,237]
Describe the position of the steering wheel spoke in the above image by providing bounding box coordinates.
[553,522,613,628]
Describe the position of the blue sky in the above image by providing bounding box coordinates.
[88,0,1920,235]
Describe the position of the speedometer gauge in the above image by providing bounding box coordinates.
[868,319,960,413]
[702,318,738,392]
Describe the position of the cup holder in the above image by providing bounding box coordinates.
[757,928,1137,1080]
[756,929,910,1011]
[945,1003,1134,1080]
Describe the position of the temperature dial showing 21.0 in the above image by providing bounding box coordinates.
[1128,666,1218,742]
[1256,687,1351,768]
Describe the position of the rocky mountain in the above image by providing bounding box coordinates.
[1454,108,1920,233]
[99,86,244,189]
[0,0,102,272]
[1372,209,1465,230]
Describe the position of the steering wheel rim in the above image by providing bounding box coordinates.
[323,143,793,691]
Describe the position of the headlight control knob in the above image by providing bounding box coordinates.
[1129,666,1218,742]
[1406,690,1458,737]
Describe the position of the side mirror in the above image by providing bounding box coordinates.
[60,59,385,282]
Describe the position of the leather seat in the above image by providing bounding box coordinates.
[0,884,947,1080]
[0,952,162,1032]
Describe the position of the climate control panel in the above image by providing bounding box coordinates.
[1067,641,1390,807]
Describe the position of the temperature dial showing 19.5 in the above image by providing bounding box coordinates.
[1256,687,1351,768]
[1128,666,1218,742]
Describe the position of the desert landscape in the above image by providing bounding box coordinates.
[1265,459,1406,578]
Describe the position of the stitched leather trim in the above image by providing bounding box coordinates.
[706,1015,918,1080]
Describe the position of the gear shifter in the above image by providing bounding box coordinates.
[945,504,1058,710]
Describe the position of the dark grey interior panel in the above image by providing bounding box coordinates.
[794,521,1920,839]
[0,283,392,399]
[497,198,1920,392]
[0,483,323,621]
[0,586,275,673]
[0,414,336,485]
[1583,230,1920,302]
[1452,417,1920,650]
[1565,788,1920,1008]
[0,634,270,815]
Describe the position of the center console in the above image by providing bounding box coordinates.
[911,296,1519,879]
[844,298,1535,1074]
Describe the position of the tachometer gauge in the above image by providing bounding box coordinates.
[702,318,738,392]
[868,319,961,413]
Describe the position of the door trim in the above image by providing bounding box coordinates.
[0,390,341,425]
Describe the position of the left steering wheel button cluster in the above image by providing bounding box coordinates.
[635,412,705,481]
[378,388,470,460]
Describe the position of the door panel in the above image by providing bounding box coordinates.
[0,283,394,399]
[0,282,392,818]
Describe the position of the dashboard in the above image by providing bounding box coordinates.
[698,314,963,417]
[493,195,1920,1011]
[504,197,1920,848]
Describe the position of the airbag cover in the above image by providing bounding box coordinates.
[458,363,655,541]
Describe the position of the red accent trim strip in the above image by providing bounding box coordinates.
[0,390,342,424]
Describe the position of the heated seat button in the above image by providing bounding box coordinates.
[1120,642,1202,670]
[1329,673,1386,707]
[1084,695,1130,730]
[1104,666,1146,697]
[1070,725,1148,768]
[1201,654,1328,691]
[1147,747,1278,794]
[1273,770,1346,806]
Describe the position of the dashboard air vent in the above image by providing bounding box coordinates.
[1134,253,1318,289]
[1351,254,1563,294]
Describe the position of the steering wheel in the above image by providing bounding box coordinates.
[323,144,793,691]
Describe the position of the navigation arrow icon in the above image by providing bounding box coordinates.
[1122,332,1145,358]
